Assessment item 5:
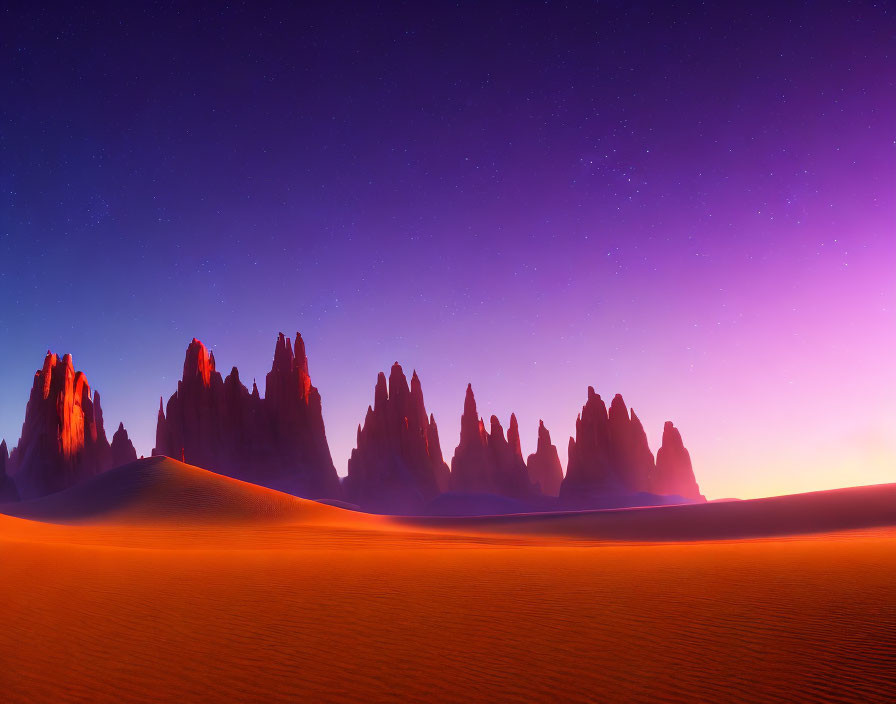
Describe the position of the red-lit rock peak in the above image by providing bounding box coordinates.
[346,363,450,513]
[183,338,215,387]
[153,332,341,499]
[267,332,312,403]
[8,351,130,500]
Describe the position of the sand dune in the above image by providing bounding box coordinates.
[409,482,896,541]
[5,457,894,542]
[2,461,896,702]
[2,456,365,527]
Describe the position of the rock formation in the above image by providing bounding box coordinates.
[560,386,703,503]
[0,440,20,502]
[607,394,655,493]
[111,422,138,468]
[526,421,563,496]
[560,387,615,497]
[449,385,534,499]
[153,333,341,499]
[654,421,704,500]
[450,385,493,493]
[7,352,127,500]
[345,363,450,513]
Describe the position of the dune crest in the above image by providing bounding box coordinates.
[2,456,362,526]
[412,482,896,541]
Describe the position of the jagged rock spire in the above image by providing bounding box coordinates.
[111,422,138,468]
[450,384,492,493]
[346,363,449,513]
[526,420,563,496]
[561,387,614,495]
[8,351,125,500]
[0,439,19,503]
[449,385,533,498]
[560,385,703,503]
[654,421,703,500]
[183,338,215,387]
[458,383,484,448]
[507,413,523,461]
[153,332,340,499]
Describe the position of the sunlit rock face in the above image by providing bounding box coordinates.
[654,421,704,501]
[449,385,535,499]
[0,440,20,502]
[153,333,341,499]
[345,363,450,514]
[560,386,704,503]
[526,420,563,497]
[8,352,127,500]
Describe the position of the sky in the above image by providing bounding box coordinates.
[1,1,894,500]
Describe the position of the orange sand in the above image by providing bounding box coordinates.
[2,459,895,703]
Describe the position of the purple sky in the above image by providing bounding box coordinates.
[1,2,894,499]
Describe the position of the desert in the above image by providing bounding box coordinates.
[2,457,895,703]
[4,2,895,701]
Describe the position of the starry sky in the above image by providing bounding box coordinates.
[1,1,894,499]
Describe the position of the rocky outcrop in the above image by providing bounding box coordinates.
[654,421,704,500]
[560,387,615,497]
[345,363,450,513]
[526,421,563,496]
[449,385,492,493]
[489,413,533,498]
[262,333,340,497]
[7,352,126,500]
[111,422,138,468]
[449,385,534,499]
[0,440,20,502]
[607,394,655,493]
[153,333,341,499]
[560,386,703,503]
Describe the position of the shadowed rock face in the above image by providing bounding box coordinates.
[345,364,450,514]
[153,333,341,499]
[449,385,492,493]
[560,386,703,503]
[526,421,563,496]
[449,385,534,499]
[0,440,19,502]
[561,387,615,496]
[7,352,129,500]
[654,421,704,500]
[111,422,138,468]
[607,395,655,493]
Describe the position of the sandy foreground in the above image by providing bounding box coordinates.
[1,459,895,703]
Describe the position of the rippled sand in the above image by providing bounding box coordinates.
[2,459,895,703]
